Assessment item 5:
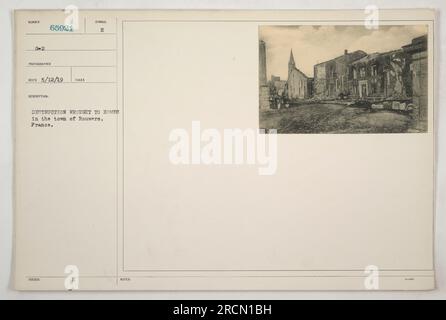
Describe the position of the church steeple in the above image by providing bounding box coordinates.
[288,49,296,74]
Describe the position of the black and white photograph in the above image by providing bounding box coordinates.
[259,25,428,133]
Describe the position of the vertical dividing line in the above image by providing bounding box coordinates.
[121,20,125,275]
[115,17,119,286]
[431,19,435,277]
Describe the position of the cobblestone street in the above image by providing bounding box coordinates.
[260,103,416,133]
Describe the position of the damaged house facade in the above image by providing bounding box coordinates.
[311,35,428,124]
[313,50,367,99]
[402,35,429,122]
[349,49,412,100]
[270,75,287,97]
[312,35,428,119]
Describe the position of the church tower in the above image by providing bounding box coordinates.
[287,48,310,100]
[288,49,296,75]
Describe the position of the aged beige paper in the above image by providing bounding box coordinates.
[14,9,435,290]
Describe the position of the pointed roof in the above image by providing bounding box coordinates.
[289,49,295,65]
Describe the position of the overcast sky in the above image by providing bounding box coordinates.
[259,25,427,80]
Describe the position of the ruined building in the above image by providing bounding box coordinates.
[349,49,412,100]
[270,75,287,97]
[313,50,367,99]
[313,35,427,108]
[403,35,428,124]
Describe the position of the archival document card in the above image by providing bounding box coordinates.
[13,9,435,290]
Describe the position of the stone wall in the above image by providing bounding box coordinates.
[313,63,326,97]
[411,51,428,122]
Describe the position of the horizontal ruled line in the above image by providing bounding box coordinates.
[25,81,116,84]
[25,65,116,67]
[26,49,116,52]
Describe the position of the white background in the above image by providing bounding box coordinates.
[1,0,444,299]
